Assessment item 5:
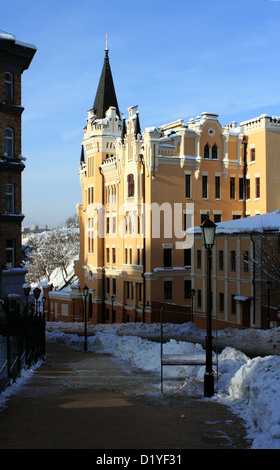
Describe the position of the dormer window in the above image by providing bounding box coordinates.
[127,174,134,197]
[5,72,13,102]
[5,127,14,157]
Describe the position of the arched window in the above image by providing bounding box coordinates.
[204,144,209,159]
[5,128,14,157]
[5,72,13,102]
[212,144,218,159]
[127,174,134,197]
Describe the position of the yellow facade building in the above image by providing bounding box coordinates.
[64,47,280,328]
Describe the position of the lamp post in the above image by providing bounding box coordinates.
[33,286,41,316]
[191,288,195,322]
[200,217,216,398]
[266,280,272,329]
[83,285,89,351]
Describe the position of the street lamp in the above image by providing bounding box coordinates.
[83,285,89,351]
[191,288,195,322]
[200,217,216,398]
[266,280,272,329]
[33,286,41,316]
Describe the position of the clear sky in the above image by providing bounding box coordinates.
[2,0,280,227]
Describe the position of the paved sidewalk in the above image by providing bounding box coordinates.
[0,342,251,450]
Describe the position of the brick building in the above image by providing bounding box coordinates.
[0,31,36,305]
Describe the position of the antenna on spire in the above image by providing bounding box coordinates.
[105,33,108,51]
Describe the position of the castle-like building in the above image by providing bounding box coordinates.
[47,44,280,329]
[69,44,280,328]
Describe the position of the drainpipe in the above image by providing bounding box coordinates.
[242,136,247,218]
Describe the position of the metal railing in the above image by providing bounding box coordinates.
[0,302,45,393]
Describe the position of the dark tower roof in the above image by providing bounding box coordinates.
[93,47,120,120]
[134,111,141,137]
[121,117,127,143]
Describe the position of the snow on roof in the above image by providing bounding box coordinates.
[190,211,280,235]
[0,30,37,50]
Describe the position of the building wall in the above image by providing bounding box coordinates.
[71,105,280,327]
[0,33,36,303]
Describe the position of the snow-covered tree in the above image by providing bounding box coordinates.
[25,227,79,284]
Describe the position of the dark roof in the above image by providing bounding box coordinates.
[0,31,36,73]
[80,145,85,163]
[134,111,141,137]
[121,117,127,143]
[93,49,120,120]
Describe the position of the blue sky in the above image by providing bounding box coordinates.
[2,0,280,227]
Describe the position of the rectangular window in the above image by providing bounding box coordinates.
[201,213,209,224]
[112,278,116,295]
[243,251,249,272]
[185,174,191,198]
[129,248,132,264]
[137,248,140,265]
[5,73,13,102]
[106,217,110,234]
[239,178,244,200]
[215,176,220,199]
[218,250,224,270]
[230,250,236,272]
[164,281,172,300]
[246,179,250,200]
[255,177,260,199]
[138,283,142,302]
[250,148,255,162]
[197,250,201,269]
[126,281,130,299]
[184,248,191,267]
[214,213,221,223]
[112,247,116,264]
[184,280,191,299]
[106,247,110,264]
[127,174,134,197]
[202,175,208,199]
[219,293,224,312]
[6,183,14,213]
[6,240,15,268]
[163,248,172,268]
[106,277,110,294]
[230,177,235,200]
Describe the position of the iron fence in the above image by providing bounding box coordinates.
[0,302,45,393]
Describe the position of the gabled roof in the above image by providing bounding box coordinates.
[93,48,120,120]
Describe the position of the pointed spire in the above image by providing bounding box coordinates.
[121,117,127,143]
[93,38,120,120]
[134,111,141,138]
[80,145,85,164]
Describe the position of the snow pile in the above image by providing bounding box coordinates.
[45,321,280,449]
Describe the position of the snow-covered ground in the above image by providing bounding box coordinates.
[1,320,280,449]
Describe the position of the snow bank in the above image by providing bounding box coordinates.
[45,322,280,449]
